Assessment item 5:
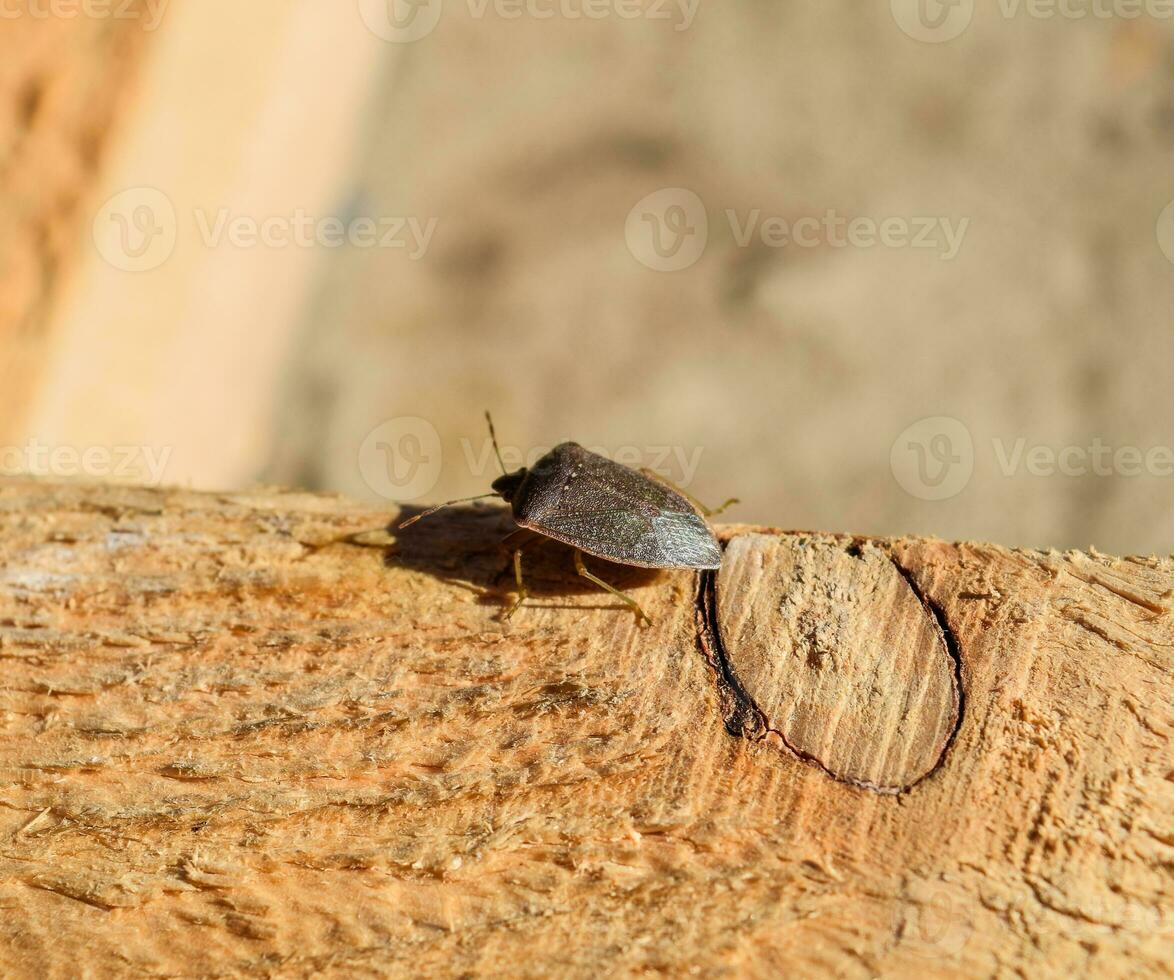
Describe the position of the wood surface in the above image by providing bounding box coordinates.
[0,480,1169,978]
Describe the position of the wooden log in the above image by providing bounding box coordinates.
[0,480,1169,978]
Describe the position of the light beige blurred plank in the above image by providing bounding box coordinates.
[23,0,390,487]
[0,4,156,440]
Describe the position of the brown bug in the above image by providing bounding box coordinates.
[399,414,735,625]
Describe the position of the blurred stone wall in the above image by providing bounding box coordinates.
[264,2,1174,555]
[3,1,1173,555]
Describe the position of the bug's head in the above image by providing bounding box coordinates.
[491,468,526,503]
[485,411,527,502]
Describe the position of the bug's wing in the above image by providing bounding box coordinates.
[516,445,722,569]
[536,508,722,569]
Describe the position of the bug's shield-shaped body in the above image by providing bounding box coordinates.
[509,443,722,570]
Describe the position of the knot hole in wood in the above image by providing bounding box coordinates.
[700,533,962,793]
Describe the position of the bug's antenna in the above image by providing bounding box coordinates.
[485,410,507,475]
[397,493,497,530]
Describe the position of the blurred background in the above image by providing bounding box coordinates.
[1,0,1173,554]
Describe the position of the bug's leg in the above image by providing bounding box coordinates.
[497,529,542,620]
[699,496,739,518]
[638,469,738,518]
[501,548,530,620]
[498,527,526,548]
[573,550,652,627]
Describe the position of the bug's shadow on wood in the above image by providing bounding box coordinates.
[387,504,662,612]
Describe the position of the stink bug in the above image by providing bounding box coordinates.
[399,414,736,625]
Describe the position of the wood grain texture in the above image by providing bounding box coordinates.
[0,480,1169,978]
